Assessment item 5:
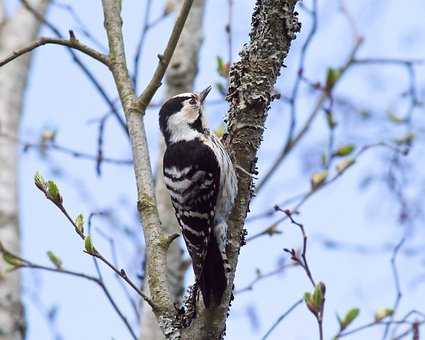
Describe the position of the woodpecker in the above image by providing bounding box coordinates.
[159,86,237,308]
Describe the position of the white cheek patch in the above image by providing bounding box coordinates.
[167,108,201,143]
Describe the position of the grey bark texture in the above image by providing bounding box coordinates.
[181,1,301,338]
[0,1,50,339]
[139,1,206,339]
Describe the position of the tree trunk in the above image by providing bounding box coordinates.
[139,1,206,339]
[0,1,50,339]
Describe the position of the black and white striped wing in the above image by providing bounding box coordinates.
[163,140,220,280]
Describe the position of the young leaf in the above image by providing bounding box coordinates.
[47,180,63,205]
[216,82,226,96]
[34,172,46,191]
[336,158,355,173]
[84,235,94,253]
[2,253,24,267]
[304,291,318,315]
[340,308,360,330]
[311,171,328,190]
[387,111,405,124]
[216,56,229,78]
[325,67,341,90]
[312,282,325,312]
[374,308,394,322]
[75,214,85,236]
[47,251,63,269]
[394,132,415,146]
[334,144,355,157]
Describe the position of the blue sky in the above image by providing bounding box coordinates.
[5,0,425,339]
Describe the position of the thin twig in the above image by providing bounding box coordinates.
[256,38,363,193]
[34,181,156,310]
[235,263,295,295]
[0,246,137,340]
[137,0,195,111]
[382,237,406,340]
[132,0,153,90]
[20,0,129,136]
[0,33,109,67]
[261,299,303,340]
[248,143,406,242]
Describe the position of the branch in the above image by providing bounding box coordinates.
[0,131,132,165]
[278,208,325,340]
[261,299,303,340]
[0,244,137,340]
[136,0,194,111]
[382,237,406,340]
[32,174,156,310]
[248,142,406,242]
[101,0,195,334]
[256,38,363,193]
[0,32,110,67]
[20,0,129,136]
[235,262,295,295]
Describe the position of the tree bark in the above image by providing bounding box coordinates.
[0,1,51,339]
[181,1,301,338]
[139,1,206,339]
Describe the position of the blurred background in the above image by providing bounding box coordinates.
[0,0,425,339]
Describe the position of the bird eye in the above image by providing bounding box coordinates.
[189,98,197,105]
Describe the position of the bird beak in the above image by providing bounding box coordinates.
[199,85,212,103]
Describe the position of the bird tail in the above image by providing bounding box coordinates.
[199,234,227,308]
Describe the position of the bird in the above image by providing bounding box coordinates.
[159,86,237,308]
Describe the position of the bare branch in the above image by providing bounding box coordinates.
[132,0,153,90]
[261,299,303,340]
[256,38,363,193]
[248,143,406,242]
[33,177,156,310]
[235,262,295,295]
[0,32,109,68]
[0,245,137,340]
[136,0,194,111]
[382,237,406,340]
[20,0,129,136]
[0,131,132,165]
[101,0,195,333]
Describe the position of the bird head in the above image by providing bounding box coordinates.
[159,86,211,145]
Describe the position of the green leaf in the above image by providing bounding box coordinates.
[325,67,341,90]
[374,308,394,322]
[75,214,85,236]
[340,308,360,330]
[387,111,406,124]
[312,282,325,311]
[325,110,337,129]
[336,158,355,173]
[47,251,63,269]
[304,291,318,315]
[394,132,415,146]
[216,56,229,78]
[47,180,63,205]
[84,235,94,254]
[2,253,24,267]
[215,82,226,96]
[34,172,46,191]
[311,171,328,190]
[334,144,355,157]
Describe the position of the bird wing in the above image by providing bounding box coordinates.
[163,140,220,281]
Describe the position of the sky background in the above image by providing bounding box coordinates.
[3,0,425,339]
